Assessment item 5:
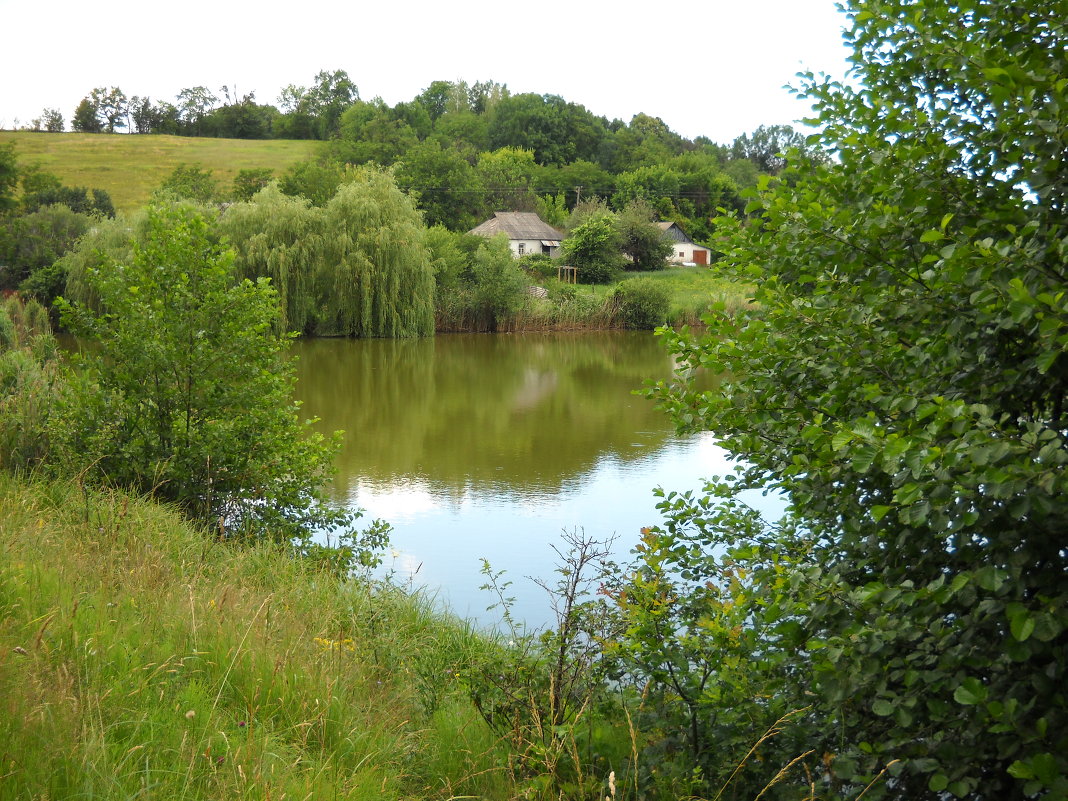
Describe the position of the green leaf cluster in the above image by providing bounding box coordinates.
[645,1,1068,798]
[53,202,379,555]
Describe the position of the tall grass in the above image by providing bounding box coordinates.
[0,475,515,800]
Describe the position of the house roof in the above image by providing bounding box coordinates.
[659,221,712,251]
[470,212,565,242]
[658,221,693,243]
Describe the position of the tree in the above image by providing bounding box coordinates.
[231,168,274,201]
[560,205,623,284]
[729,124,822,175]
[40,108,64,132]
[334,100,417,165]
[158,164,218,203]
[475,147,540,215]
[89,87,128,133]
[653,1,1068,798]
[176,86,218,135]
[489,93,607,166]
[220,170,435,338]
[616,198,671,271]
[394,139,484,230]
[71,97,102,133]
[304,69,359,138]
[206,90,277,139]
[54,202,379,553]
[0,205,92,296]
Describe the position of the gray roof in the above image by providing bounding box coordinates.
[470,212,565,241]
[658,221,693,243]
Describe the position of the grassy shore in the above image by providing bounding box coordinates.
[0,473,520,800]
[504,266,756,333]
[0,132,319,214]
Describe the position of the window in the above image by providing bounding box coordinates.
[518,242,525,255]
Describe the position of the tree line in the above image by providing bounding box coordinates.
[16,73,819,242]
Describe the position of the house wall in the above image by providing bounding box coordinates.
[510,239,560,258]
[668,244,712,264]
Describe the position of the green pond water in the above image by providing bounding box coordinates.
[291,331,747,626]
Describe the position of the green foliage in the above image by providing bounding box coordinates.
[426,228,528,332]
[0,143,18,214]
[0,204,93,292]
[616,198,672,271]
[158,163,218,203]
[222,170,435,338]
[279,159,345,206]
[606,516,809,798]
[71,97,102,133]
[0,296,61,470]
[53,202,375,552]
[561,208,623,284]
[394,139,484,230]
[21,185,115,218]
[231,167,274,201]
[467,531,623,794]
[516,251,555,280]
[58,212,142,312]
[652,1,1068,798]
[729,124,823,175]
[488,93,607,166]
[476,146,540,215]
[609,277,669,329]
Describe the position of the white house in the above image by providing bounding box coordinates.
[658,221,713,265]
[469,212,565,258]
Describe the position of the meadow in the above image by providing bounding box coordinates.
[0,132,319,214]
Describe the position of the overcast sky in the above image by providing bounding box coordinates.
[1,0,853,145]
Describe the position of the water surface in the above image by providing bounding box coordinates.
[292,331,735,625]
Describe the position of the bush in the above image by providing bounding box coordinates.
[561,210,624,284]
[53,201,384,561]
[610,277,669,329]
[516,252,554,280]
[0,296,60,470]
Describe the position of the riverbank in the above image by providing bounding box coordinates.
[441,266,756,334]
[0,474,517,800]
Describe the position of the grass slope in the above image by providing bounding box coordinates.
[0,132,320,214]
[0,474,515,800]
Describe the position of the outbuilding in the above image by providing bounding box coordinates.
[658,221,713,265]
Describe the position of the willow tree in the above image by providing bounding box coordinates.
[318,171,434,338]
[221,169,434,338]
[217,185,324,334]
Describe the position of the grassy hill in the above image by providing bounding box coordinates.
[0,132,320,214]
[0,473,518,800]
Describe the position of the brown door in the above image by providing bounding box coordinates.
[693,249,707,265]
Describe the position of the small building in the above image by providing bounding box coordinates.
[658,221,713,265]
[469,212,565,259]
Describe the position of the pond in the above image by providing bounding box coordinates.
[291,331,745,627]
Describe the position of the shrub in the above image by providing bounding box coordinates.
[53,201,385,562]
[516,252,554,280]
[561,210,624,285]
[610,277,670,329]
[0,296,60,470]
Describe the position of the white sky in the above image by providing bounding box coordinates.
[1,0,853,145]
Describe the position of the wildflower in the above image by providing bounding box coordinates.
[185,709,196,719]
